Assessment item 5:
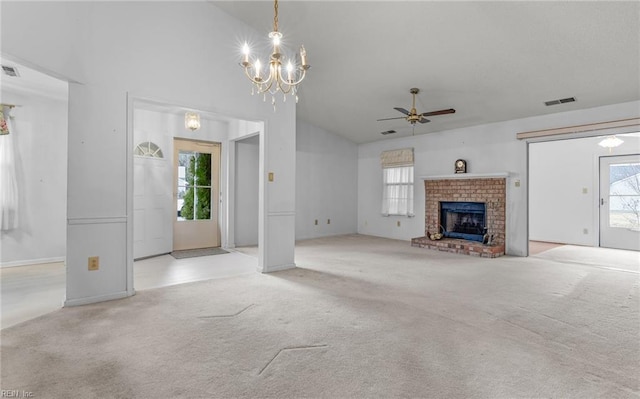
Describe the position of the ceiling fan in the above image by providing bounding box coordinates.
[377,88,455,125]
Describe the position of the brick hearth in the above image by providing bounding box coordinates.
[411,177,506,258]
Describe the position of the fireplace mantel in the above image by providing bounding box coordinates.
[420,172,509,180]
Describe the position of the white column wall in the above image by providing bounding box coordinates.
[2,2,296,305]
[358,101,640,256]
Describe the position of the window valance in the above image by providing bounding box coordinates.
[380,148,414,168]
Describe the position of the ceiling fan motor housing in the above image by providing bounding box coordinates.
[376,87,454,127]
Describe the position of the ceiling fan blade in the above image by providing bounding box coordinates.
[421,108,456,117]
[377,116,407,122]
[418,118,431,124]
[394,107,410,116]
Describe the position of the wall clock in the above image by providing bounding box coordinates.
[455,159,467,174]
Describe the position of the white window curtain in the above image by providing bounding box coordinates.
[0,105,19,230]
[381,148,414,216]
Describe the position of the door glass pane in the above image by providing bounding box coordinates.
[177,150,212,221]
[609,162,640,230]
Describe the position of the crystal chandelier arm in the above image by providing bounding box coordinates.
[243,62,278,94]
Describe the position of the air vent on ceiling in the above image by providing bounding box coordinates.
[381,130,397,135]
[1,65,20,77]
[544,97,575,106]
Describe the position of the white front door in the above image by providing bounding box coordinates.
[173,138,221,251]
[599,154,640,251]
[133,148,173,259]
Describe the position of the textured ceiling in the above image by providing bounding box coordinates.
[212,1,640,144]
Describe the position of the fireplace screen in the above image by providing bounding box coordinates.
[440,202,486,242]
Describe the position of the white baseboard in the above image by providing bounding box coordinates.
[0,257,66,268]
[258,262,296,273]
[64,290,133,307]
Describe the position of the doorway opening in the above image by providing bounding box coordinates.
[0,59,69,328]
[173,138,221,251]
[528,131,640,258]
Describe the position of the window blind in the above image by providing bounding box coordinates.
[380,148,414,167]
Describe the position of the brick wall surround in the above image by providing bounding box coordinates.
[412,177,506,258]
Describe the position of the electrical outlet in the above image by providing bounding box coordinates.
[314,219,318,225]
[515,180,521,187]
[88,256,99,271]
[327,219,330,224]
[397,221,401,227]
[583,228,589,234]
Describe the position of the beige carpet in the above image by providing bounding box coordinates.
[1,235,638,398]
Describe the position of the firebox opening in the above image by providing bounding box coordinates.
[440,201,486,242]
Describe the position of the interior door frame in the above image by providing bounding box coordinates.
[173,137,221,251]
[599,153,640,250]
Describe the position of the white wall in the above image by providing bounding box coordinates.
[530,134,640,245]
[357,101,640,256]
[296,121,358,240]
[235,135,260,246]
[0,88,68,267]
[2,2,297,305]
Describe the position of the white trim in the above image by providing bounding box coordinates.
[68,216,127,225]
[258,262,296,273]
[267,211,296,217]
[421,172,510,180]
[1,257,65,268]
[126,93,135,296]
[64,290,132,307]
[517,118,640,140]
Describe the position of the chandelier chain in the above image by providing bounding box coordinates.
[273,0,279,32]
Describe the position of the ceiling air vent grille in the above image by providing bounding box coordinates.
[1,65,20,77]
[544,97,575,106]
[381,130,397,135]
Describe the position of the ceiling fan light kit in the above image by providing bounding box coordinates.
[377,88,455,133]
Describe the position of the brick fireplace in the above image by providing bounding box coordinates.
[411,175,506,258]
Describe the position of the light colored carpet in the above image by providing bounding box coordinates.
[1,235,638,398]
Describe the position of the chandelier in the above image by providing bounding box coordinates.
[240,0,310,108]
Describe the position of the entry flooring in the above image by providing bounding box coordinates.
[1,239,638,330]
[1,250,257,329]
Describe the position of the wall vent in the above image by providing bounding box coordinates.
[381,130,397,135]
[544,97,575,106]
[1,65,20,77]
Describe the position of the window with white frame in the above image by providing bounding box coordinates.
[381,148,414,216]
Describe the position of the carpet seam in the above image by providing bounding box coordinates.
[258,344,328,376]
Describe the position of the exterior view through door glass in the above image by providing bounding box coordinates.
[173,138,221,251]
[599,154,640,251]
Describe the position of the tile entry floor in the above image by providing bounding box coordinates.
[1,249,257,329]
